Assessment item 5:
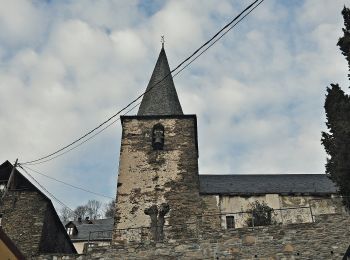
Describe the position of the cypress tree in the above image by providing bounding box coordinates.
[322,7,350,208]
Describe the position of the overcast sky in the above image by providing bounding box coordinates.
[0,0,349,211]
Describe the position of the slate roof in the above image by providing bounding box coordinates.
[137,47,183,116]
[199,174,338,195]
[0,161,38,191]
[64,218,114,241]
[0,160,77,254]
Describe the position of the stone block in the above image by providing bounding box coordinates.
[242,235,256,245]
[228,247,240,254]
[223,237,240,246]
[283,243,294,252]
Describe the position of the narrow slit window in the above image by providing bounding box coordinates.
[226,216,235,229]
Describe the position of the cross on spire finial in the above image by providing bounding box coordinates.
[161,35,165,48]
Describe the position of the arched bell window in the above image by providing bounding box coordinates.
[152,124,164,150]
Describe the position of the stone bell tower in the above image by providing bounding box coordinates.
[113,47,203,243]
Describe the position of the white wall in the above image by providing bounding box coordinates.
[216,194,339,228]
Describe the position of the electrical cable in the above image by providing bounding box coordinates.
[20,164,114,199]
[20,0,264,165]
[173,0,265,78]
[19,165,78,216]
[24,101,141,166]
[169,0,260,74]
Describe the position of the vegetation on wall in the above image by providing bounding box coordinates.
[246,201,274,227]
[321,6,350,209]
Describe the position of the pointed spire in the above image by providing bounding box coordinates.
[137,47,183,116]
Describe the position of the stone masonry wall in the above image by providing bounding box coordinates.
[37,212,350,259]
[204,194,345,229]
[2,190,47,258]
[114,115,204,242]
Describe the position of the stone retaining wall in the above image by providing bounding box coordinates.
[36,212,350,259]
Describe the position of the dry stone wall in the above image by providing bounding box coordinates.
[37,212,350,259]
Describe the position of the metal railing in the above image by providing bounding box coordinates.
[85,230,114,253]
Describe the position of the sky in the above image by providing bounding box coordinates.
[0,0,349,212]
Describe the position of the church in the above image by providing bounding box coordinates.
[106,46,349,259]
[16,47,350,259]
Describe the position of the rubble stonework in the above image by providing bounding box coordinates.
[2,191,46,257]
[37,212,350,259]
[113,115,204,242]
[2,190,76,258]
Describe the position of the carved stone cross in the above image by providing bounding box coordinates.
[144,203,170,241]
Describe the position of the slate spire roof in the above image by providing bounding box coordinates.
[137,47,183,116]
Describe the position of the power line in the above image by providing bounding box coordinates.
[24,101,141,166]
[169,0,260,74]
[173,0,265,78]
[18,165,77,216]
[21,100,141,166]
[20,164,114,200]
[20,0,264,165]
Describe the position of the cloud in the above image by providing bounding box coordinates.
[0,0,348,210]
[0,0,48,48]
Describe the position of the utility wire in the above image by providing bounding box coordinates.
[173,0,265,78]
[19,165,78,216]
[169,0,259,74]
[24,101,141,166]
[20,164,114,200]
[20,0,263,165]
[30,0,264,165]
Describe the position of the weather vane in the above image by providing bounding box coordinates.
[161,35,165,48]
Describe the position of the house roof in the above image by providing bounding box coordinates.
[199,174,338,195]
[0,160,77,254]
[0,228,25,259]
[64,218,114,241]
[137,47,183,116]
[0,161,38,192]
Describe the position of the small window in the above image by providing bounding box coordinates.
[226,216,235,229]
[83,242,98,253]
[0,183,5,198]
[152,124,165,150]
[67,227,74,235]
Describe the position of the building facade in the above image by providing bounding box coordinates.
[64,218,113,254]
[112,47,343,246]
[34,47,349,259]
[113,47,203,242]
[0,161,76,258]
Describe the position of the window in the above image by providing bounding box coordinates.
[67,227,74,235]
[152,124,165,150]
[83,242,98,253]
[0,182,6,196]
[226,216,235,229]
